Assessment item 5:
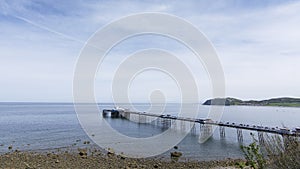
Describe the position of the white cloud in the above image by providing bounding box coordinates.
[0,0,300,102]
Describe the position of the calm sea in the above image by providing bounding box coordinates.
[0,103,299,160]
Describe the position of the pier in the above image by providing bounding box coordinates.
[102,108,300,143]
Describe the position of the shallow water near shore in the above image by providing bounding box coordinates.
[0,102,299,161]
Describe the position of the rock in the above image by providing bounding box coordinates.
[55,159,60,163]
[120,155,126,160]
[107,148,115,157]
[24,162,34,169]
[139,164,146,168]
[119,152,126,159]
[83,141,90,144]
[170,151,182,158]
[78,149,88,159]
[51,154,58,159]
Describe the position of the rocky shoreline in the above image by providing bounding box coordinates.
[0,148,245,169]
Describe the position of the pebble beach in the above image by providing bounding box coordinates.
[0,149,244,169]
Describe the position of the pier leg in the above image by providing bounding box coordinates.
[219,126,225,138]
[162,118,167,129]
[171,119,175,129]
[191,123,196,136]
[158,117,162,127]
[237,129,243,143]
[149,116,154,125]
[125,112,130,120]
[180,121,185,132]
[199,124,213,142]
[141,115,146,123]
[257,132,264,145]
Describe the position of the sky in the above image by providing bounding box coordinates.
[0,0,300,103]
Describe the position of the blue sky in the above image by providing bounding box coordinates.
[0,0,300,102]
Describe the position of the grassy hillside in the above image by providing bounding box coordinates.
[203,97,300,107]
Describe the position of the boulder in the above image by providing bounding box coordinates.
[170,151,182,158]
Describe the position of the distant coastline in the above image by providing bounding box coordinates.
[203,97,300,107]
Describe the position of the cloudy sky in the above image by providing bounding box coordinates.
[0,0,300,103]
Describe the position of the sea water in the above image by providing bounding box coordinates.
[0,102,299,160]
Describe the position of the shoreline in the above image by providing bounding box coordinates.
[0,148,245,169]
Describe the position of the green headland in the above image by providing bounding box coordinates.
[203,97,300,107]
